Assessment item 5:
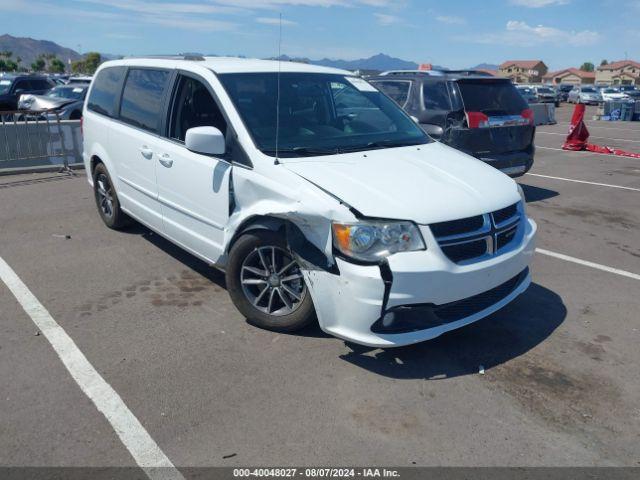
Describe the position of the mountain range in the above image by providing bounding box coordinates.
[0,34,82,67]
[3,34,503,73]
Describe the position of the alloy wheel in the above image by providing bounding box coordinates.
[240,246,306,316]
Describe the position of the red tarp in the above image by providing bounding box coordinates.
[562,104,640,158]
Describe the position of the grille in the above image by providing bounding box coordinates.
[435,268,528,321]
[431,202,522,264]
[370,268,529,334]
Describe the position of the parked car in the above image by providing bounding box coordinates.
[516,85,538,104]
[600,87,630,101]
[568,86,602,105]
[67,76,93,85]
[532,85,560,106]
[18,84,89,120]
[369,71,535,177]
[83,57,537,348]
[0,74,56,111]
[557,84,574,102]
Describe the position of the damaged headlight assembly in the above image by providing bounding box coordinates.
[332,221,425,263]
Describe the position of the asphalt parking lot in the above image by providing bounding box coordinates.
[1,104,639,471]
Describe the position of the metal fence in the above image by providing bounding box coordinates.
[0,111,82,173]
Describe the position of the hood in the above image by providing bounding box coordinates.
[18,94,77,111]
[282,142,521,225]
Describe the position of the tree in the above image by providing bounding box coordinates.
[83,52,101,74]
[49,58,65,73]
[31,56,45,72]
[600,59,608,66]
[71,60,85,73]
[580,62,595,72]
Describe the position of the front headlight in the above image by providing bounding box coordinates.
[332,220,425,262]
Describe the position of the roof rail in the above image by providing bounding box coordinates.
[125,54,206,61]
[379,70,443,76]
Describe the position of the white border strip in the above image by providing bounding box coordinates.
[536,249,640,281]
[526,172,640,192]
[0,256,184,480]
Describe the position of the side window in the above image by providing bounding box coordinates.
[168,75,227,142]
[14,79,31,92]
[120,68,170,133]
[423,82,451,110]
[87,66,126,117]
[32,79,53,90]
[371,81,411,106]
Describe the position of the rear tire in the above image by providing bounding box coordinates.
[226,230,315,332]
[93,163,128,230]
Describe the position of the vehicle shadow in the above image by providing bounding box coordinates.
[519,183,559,203]
[339,283,566,380]
[132,222,331,339]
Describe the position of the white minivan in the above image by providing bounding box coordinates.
[83,56,537,348]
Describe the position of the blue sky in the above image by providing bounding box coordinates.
[0,0,638,69]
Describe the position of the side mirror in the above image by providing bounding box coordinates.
[14,89,25,95]
[422,123,444,138]
[185,126,225,156]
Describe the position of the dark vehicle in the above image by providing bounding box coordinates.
[557,84,574,102]
[0,75,56,111]
[370,71,535,177]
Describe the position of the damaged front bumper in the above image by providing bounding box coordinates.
[303,218,537,348]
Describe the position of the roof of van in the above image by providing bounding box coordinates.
[100,56,352,76]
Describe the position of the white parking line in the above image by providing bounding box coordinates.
[525,173,640,192]
[536,145,614,157]
[537,131,640,143]
[0,256,184,480]
[536,249,640,281]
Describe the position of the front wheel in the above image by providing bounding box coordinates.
[226,230,315,332]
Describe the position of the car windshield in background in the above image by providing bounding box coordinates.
[370,80,411,106]
[537,87,553,93]
[582,87,597,93]
[0,79,12,95]
[48,86,87,100]
[456,79,527,115]
[218,72,429,158]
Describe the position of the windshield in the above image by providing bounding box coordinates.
[603,89,617,93]
[0,79,12,95]
[48,86,87,100]
[537,87,553,93]
[581,87,596,93]
[456,79,527,115]
[218,72,429,157]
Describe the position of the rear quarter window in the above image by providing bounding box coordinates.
[119,68,170,133]
[371,80,411,106]
[456,80,527,115]
[87,67,126,117]
[423,82,451,110]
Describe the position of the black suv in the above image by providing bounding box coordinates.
[369,71,535,177]
[0,75,56,111]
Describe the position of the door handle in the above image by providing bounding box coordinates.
[158,154,173,168]
[139,146,154,159]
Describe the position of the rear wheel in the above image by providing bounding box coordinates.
[226,230,315,332]
[93,163,128,229]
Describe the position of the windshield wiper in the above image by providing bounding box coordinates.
[343,139,425,152]
[261,146,341,157]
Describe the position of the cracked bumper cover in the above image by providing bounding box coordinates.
[303,218,537,348]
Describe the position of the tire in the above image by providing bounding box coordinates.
[93,163,129,229]
[226,230,316,332]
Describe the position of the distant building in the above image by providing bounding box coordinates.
[542,68,595,85]
[499,60,548,83]
[595,60,640,86]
